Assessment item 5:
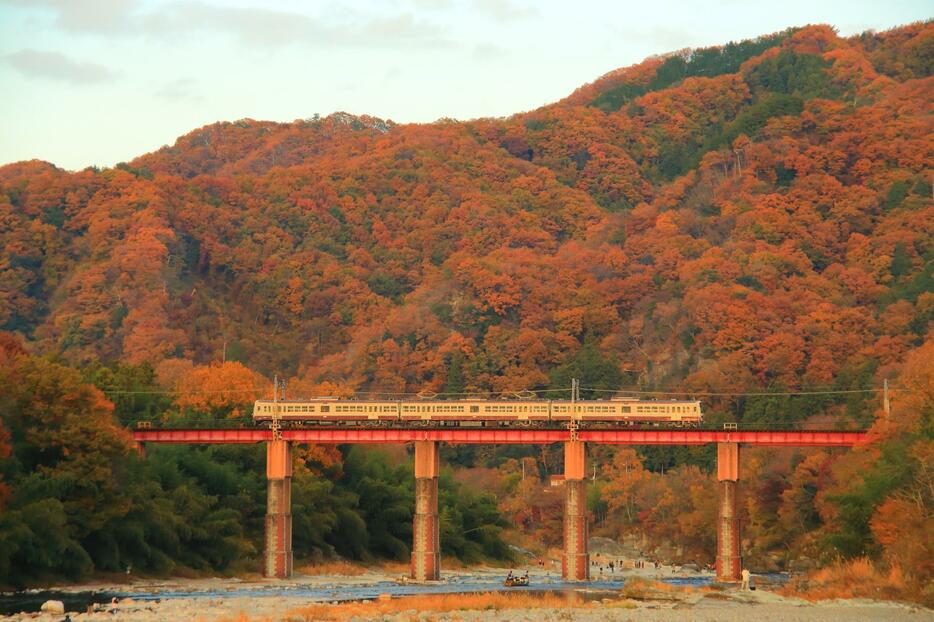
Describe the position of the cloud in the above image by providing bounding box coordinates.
[357,13,449,47]
[2,0,450,49]
[141,2,325,46]
[147,2,450,48]
[473,0,536,21]
[1,49,118,84]
[0,0,140,33]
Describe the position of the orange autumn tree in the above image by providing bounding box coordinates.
[866,340,934,594]
[174,361,268,419]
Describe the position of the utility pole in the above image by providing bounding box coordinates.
[883,378,890,417]
[271,375,282,441]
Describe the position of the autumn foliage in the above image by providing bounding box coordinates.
[0,21,931,594]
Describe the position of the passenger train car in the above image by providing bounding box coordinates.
[252,397,702,427]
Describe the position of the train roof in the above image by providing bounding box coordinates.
[255,397,701,404]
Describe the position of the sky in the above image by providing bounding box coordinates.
[0,0,930,171]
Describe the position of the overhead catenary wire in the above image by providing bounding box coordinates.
[96,384,896,398]
[97,386,573,396]
[580,387,894,397]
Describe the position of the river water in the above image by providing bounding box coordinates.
[0,573,788,615]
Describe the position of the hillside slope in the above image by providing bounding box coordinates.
[0,23,931,423]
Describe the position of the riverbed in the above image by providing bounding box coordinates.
[1,566,929,621]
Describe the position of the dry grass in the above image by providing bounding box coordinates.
[295,559,417,576]
[285,591,622,621]
[372,560,412,574]
[295,560,369,576]
[781,557,908,602]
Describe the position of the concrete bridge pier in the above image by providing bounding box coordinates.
[411,440,441,581]
[716,442,741,582]
[264,439,293,578]
[562,440,589,581]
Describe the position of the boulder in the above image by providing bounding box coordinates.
[40,600,65,615]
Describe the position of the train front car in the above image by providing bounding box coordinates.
[608,398,702,427]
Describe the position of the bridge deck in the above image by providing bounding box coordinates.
[132,428,870,446]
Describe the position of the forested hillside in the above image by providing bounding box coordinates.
[0,22,931,598]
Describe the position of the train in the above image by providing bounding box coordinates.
[252,397,703,428]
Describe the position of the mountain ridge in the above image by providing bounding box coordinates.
[0,22,931,412]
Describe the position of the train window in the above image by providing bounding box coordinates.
[470,405,479,413]
[321,405,330,413]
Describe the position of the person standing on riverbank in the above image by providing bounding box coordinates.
[741,568,750,590]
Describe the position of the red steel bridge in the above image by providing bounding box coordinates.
[131,427,870,584]
[133,428,869,446]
